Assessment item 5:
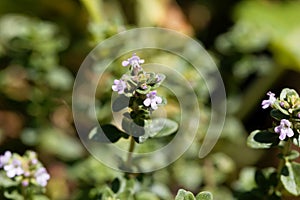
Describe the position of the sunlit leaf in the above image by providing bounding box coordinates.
[196,191,213,200]
[175,189,195,200]
[247,130,279,149]
[4,190,24,200]
[280,161,300,196]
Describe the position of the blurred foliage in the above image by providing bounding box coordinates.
[0,0,299,199]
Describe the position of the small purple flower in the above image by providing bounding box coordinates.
[35,167,50,187]
[30,158,38,165]
[274,119,294,140]
[112,79,127,94]
[143,90,162,110]
[122,53,144,68]
[262,91,276,109]
[4,158,24,178]
[0,151,12,168]
[22,180,29,187]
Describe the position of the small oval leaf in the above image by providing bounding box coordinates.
[112,94,130,112]
[196,191,213,200]
[280,161,300,196]
[247,130,279,149]
[89,124,128,143]
[270,109,289,121]
[146,118,178,138]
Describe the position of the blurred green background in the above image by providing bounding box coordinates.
[0,0,300,199]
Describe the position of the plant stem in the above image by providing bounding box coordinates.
[126,136,135,169]
[275,139,291,192]
[80,0,103,24]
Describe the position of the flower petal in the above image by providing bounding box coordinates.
[143,98,151,106]
[279,132,286,140]
[155,96,162,104]
[151,102,158,110]
[287,128,294,137]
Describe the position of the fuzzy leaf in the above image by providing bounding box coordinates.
[270,109,289,121]
[196,192,213,200]
[121,117,145,138]
[286,150,300,160]
[175,189,195,200]
[89,124,128,143]
[0,172,18,187]
[280,161,300,196]
[146,118,178,138]
[247,130,279,149]
[112,94,129,112]
[280,88,299,101]
[4,190,24,200]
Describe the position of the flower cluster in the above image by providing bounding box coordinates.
[0,150,50,188]
[261,88,300,140]
[112,53,165,111]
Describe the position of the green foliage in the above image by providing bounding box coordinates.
[247,130,279,149]
[1,0,300,199]
[280,161,300,196]
[175,189,213,200]
[234,0,300,69]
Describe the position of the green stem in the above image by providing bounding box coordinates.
[275,139,291,192]
[126,136,135,169]
[80,0,103,24]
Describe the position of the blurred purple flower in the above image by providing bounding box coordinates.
[0,151,12,168]
[4,158,24,178]
[262,91,276,109]
[22,180,29,187]
[274,119,294,140]
[35,167,50,187]
[143,90,162,110]
[122,53,144,68]
[112,79,126,94]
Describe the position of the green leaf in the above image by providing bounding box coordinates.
[4,190,24,200]
[32,195,50,200]
[286,150,300,160]
[145,118,178,138]
[112,94,129,112]
[247,130,279,149]
[272,101,290,116]
[234,1,300,70]
[0,172,18,187]
[135,191,160,200]
[98,186,115,199]
[280,88,299,101]
[254,170,268,190]
[111,178,121,193]
[270,109,289,121]
[136,87,151,94]
[175,189,196,200]
[89,124,128,143]
[40,128,84,160]
[280,161,300,196]
[196,191,213,200]
[121,117,145,138]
